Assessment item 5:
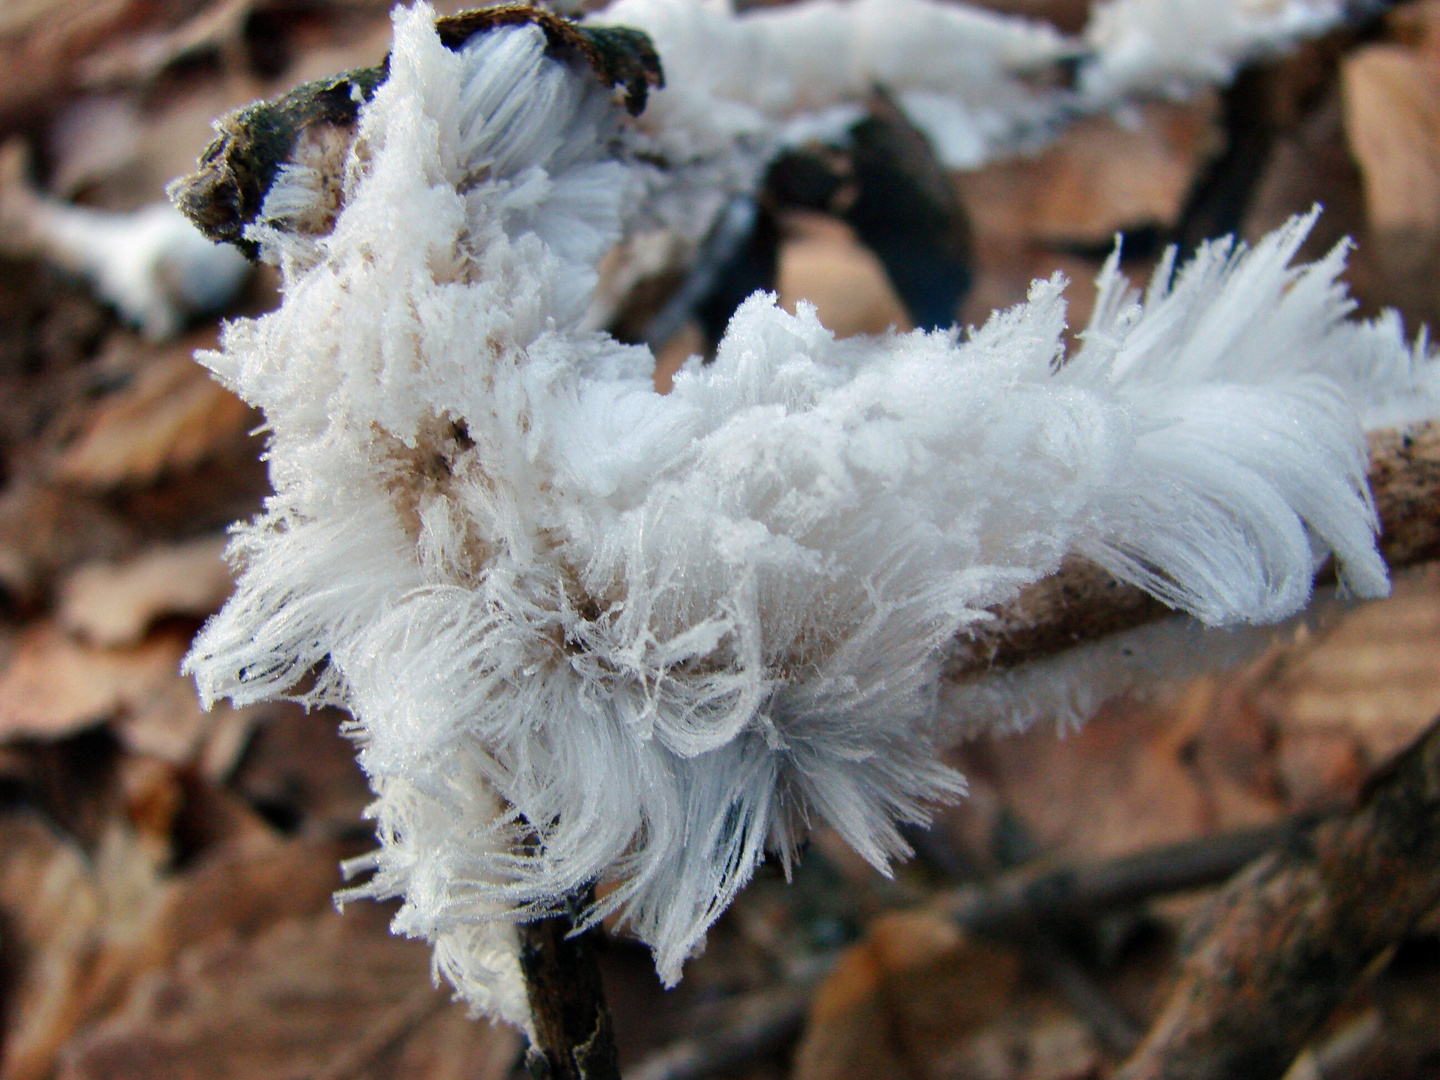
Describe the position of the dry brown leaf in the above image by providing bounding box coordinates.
[0,814,170,1080]
[0,483,137,602]
[0,623,244,766]
[951,671,1287,868]
[147,837,351,962]
[955,99,1216,338]
[65,834,346,1039]
[794,910,1023,1080]
[1343,44,1440,234]
[0,0,133,127]
[0,806,372,1080]
[0,812,103,1080]
[57,535,231,647]
[1341,42,1440,324]
[55,340,255,488]
[1256,564,1440,767]
[57,908,520,1080]
[0,625,186,741]
[0,625,208,755]
[652,318,703,395]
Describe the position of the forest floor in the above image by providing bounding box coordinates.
[0,1,1438,1079]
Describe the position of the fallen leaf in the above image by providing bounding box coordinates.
[57,535,231,647]
[0,801,371,1080]
[0,812,103,1080]
[958,98,1221,247]
[0,623,240,766]
[1342,41,1440,325]
[0,625,186,742]
[776,211,914,338]
[0,0,134,128]
[57,908,520,1080]
[1255,564,1440,767]
[1343,44,1440,234]
[55,340,256,488]
[150,834,351,958]
[0,625,216,761]
[952,680,1280,866]
[794,910,1022,1080]
[0,482,136,603]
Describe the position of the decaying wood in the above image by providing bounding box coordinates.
[168,6,661,256]
[1115,715,1440,1080]
[1367,421,1440,568]
[947,420,1440,680]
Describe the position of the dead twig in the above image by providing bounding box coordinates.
[624,819,1317,1080]
[1115,715,1440,1080]
[624,983,811,1080]
[518,894,621,1080]
[931,815,1322,933]
[1027,929,1144,1057]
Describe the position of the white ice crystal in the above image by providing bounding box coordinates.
[591,0,1351,175]
[183,2,1435,1028]
[1081,0,1346,100]
[595,0,1073,171]
[575,0,1355,319]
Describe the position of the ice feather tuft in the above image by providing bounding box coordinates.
[1081,0,1346,99]
[184,3,1434,1025]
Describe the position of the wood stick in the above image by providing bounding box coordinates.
[1115,716,1440,1080]
[518,894,621,1080]
[624,983,811,1080]
[1027,929,1143,1057]
[946,421,1440,681]
[931,815,1322,932]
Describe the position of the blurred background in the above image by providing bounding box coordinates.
[0,1,1438,1078]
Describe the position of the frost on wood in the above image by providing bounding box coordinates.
[1080,0,1348,100]
[597,0,1351,174]
[179,2,1436,1028]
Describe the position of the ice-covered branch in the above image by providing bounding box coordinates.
[170,0,1439,1036]
[948,419,1440,682]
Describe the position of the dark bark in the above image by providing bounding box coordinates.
[168,6,661,256]
[1115,716,1440,1080]
[518,896,621,1080]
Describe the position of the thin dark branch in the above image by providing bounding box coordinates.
[623,818,1319,1080]
[1027,930,1143,1057]
[518,894,621,1080]
[624,983,811,1080]
[931,815,1323,932]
